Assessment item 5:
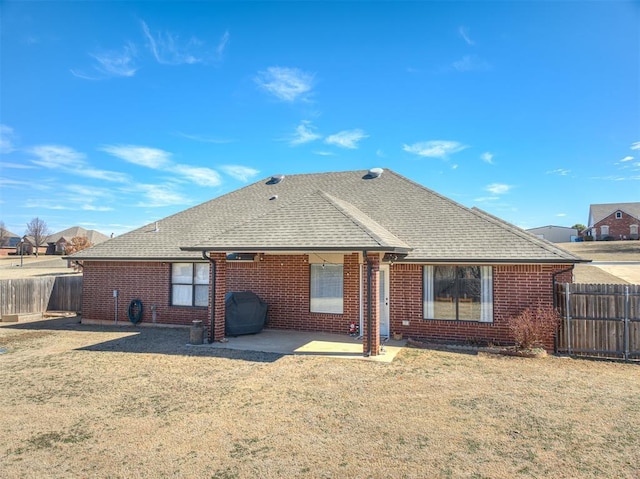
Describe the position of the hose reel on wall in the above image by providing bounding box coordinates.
[128,299,143,324]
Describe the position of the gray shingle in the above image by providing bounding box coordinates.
[70,169,584,263]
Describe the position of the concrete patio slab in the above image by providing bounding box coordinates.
[197,329,407,362]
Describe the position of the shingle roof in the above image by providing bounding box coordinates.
[48,226,110,245]
[589,203,640,224]
[70,169,584,263]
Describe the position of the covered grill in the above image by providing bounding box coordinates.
[224,291,268,336]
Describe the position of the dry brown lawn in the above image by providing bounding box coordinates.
[557,241,640,262]
[556,241,640,284]
[1,317,639,479]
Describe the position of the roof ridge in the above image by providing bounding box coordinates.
[319,191,410,249]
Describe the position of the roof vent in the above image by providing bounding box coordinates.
[267,174,285,185]
[364,167,383,179]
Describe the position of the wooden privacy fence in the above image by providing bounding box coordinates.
[556,283,640,361]
[0,276,82,316]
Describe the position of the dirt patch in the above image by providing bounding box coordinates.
[1,317,639,478]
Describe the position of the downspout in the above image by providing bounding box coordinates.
[364,250,372,357]
[552,265,574,354]
[552,265,574,308]
[203,251,216,343]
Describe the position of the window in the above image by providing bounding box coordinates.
[600,225,609,237]
[310,264,343,314]
[631,225,639,236]
[616,211,622,219]
[171,263,210,307]
[423,265,493,322]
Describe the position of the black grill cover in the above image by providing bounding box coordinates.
[225,292,268,336]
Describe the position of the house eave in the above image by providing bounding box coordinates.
[395,258,590,265]
[63,255,207,262]
[180,245,413,254]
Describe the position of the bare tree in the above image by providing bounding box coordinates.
[25,217,51,257]
[64,236,92,255]
[0,221,8,248]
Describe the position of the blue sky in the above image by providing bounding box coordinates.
[1,1,638,238]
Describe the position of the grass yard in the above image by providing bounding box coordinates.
[1,317,639,478]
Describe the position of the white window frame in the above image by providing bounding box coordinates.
[600,225,609,237]
[310,264,344,314]
[616,211,622,219]
[171,263,210,307]
[423,265,493,323]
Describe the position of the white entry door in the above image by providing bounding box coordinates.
[379,264,390,338]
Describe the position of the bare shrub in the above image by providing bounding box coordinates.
[510,303,560,350]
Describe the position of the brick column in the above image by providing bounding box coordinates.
[209,253,227,342]
[362,253,381,356]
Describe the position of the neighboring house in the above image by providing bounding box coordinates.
[18,236,47,256]
[46,226,110,255]
[69,168,584,356]
[586,203,640,240]
[0,230,21,256]
[525,226,578,243]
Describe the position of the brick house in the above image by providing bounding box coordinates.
[46,226,110,255]
[69,169,584,356]
[586,203,640,240]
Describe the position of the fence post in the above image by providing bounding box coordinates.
[624,286,630,362]
[564,282,572,357]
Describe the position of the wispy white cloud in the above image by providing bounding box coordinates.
[325,129,368,149]
[172,165,222,187]
[71,42,138,79]
[219,165,260,182]
[592,175,640,181]
[0,124,16,153]
[102,144,224,188]
[141,20,228,65]
[458,26,474,46]
[313,151,335,156]
[0,177,52,191]
[403,140,468,159]
[485,183,512,195]
[631,142,640,150]
[24,200,72,210]
[556,213,567,217]
[546,168,571,176]
[81,205,114,211]
[620,156,634,162]
[474,196,499,202]
[142,21,199,65]
[30,145,130,182]
[255,66,314,102]
[133,183,193,207]
[176,132,234,144]
[289,121,321,146]
[217,30,230,58]
[100,145,172,169]
[0,162,36,169]
[480,152,494,164]
[376,149,385,158]
[452,54,490,72]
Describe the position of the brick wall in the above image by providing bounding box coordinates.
[81,261,208,326]
[226,253,360,335]
[594,211,640,240]
[389,263,573,349]
[82,258,573,350]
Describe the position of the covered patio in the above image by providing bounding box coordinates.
[197,329,407,362]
